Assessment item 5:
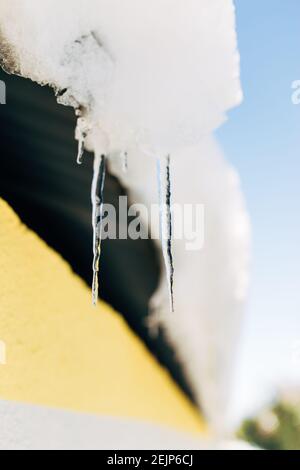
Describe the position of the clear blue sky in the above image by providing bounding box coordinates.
[216,0,300,421]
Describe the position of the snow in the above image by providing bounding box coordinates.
[0,0,250,432]
[0,0,241,154]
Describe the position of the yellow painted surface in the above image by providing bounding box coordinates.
[0,199,205,435]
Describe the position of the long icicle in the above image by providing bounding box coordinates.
[91,153,106,306]
[157,155,175,312]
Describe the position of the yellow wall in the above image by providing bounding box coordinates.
[0,199,205,435]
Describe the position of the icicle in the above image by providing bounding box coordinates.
[75,116,88,165]
[91,153,106,306]
[77,137,85,165]
[157,155,175,312]
[122,151,128,173]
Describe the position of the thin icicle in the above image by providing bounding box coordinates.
[77,137,85,165]
[122,151,128,173]
[75,117,89,165]
[157,155,175,312]
[91,153,106,306]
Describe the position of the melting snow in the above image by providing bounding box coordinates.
[0,0,250,432]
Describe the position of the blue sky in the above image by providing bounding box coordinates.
[216,0,300,421]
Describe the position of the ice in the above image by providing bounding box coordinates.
[157,156,174,313]
[75,117,88,165]
[0,0,250,431]
[91,153,106,306]
[121,151,128,173]
[76,141,84,165]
